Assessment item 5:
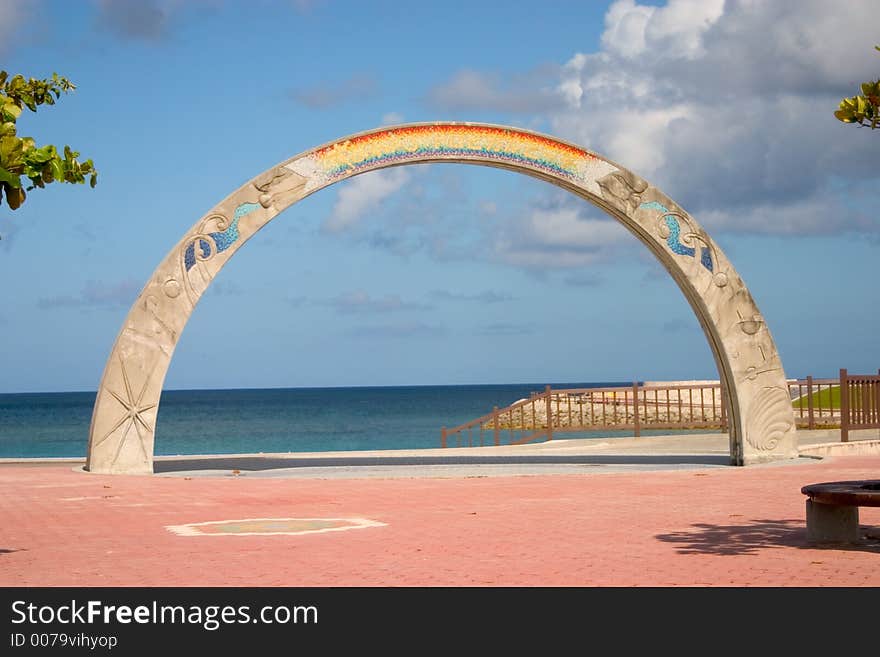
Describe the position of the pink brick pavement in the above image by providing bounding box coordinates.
[1,456,878,587]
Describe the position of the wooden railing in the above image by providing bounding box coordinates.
[440,374,879,448]
[789,376,841,429]
[440,386,555,448]
[441,382,729,448]
[840,368,880,442]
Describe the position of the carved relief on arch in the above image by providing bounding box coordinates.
[597,169,648,214]
[745,386,794,451]
[252,167,308,211]
[179,202,261,305]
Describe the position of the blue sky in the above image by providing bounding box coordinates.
[1,0,878,393]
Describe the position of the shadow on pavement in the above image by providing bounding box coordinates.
[153,453,732,474]
[655,519,880,555]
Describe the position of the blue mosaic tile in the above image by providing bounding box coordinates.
[700,247,713,272]
[640,200,668,212]
[665,215,695,257]
[184,203,260,271]
[640,201,713,272]
[184,243,195,270]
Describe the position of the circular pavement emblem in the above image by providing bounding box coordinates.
[165,517,386,536]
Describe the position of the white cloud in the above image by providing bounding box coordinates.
[95,0,223,42]
[96,0,169,40]
[698,194,878,236]
[478,200,498,217]
[427,69,563,113]
[37,279,141,310]
[601,0,654,58]
[550,0,880,235]
[523,207,628,249]
[381,112,405,125]
[0,0,29,52]
[290,0,319,12]
[430,289,513,304]
[323,168,411,233]
[324,290,428,314]
[289,74,377,109]
[493,205,631,270]
[602,0,724,60]
[332,0,880,275]
[348,322,445,339]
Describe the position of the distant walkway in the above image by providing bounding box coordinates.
[2,428,877,479]
[152,427,879,478]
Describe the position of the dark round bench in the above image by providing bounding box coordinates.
[801,480,880,543]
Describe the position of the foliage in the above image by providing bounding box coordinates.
[834,46,880,130]
[0,71,97,211]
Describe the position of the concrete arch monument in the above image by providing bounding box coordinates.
[86,123,797,474]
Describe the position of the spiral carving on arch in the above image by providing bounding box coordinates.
[639,201,716,273]
[179,202,261,303]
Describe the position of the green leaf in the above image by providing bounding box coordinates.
[6,185,25,209]
[0,134,23,161]
[0,71,96,209]
[0,165,20,187]
[2,102,21,120]
[27,145,55,164]
[50,158,64,181]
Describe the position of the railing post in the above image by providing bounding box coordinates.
[632,381,640,437]
[840,368,849,443]
[441,426,447,449]
[719,383,728,432]
[545,385,553,441]
[493,406,500,446]
[877,369,880,439]
[806,375,815,430]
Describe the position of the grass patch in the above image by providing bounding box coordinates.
[793,385,841,410]
[792,385,869,410]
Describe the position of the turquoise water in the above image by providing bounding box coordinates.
[0,382,633,458]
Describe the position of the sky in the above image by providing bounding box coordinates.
[0,0,878,393]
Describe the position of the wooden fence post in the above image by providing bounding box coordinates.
[441,426,447,449]
[720,383,728,432]
[632,381,641,437]
[840,368,849,443]
[493,406,500,446]
[545,385,553,441]
[806,375,815,430]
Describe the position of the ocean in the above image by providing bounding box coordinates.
[0,382,634,458]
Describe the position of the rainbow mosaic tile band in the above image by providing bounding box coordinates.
[285,124,618,194]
